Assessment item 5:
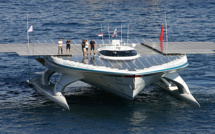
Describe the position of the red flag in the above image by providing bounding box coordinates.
[160,25,163,43]
[160,25,164,52]
[112,29,117,38]
[98,33,103,37]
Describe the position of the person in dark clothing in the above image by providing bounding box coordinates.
[90,38,96,55]
[81,39,86,56]
[66,38,71,54]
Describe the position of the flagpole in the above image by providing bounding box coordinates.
[127,24,129,45]
[101,24,103,41]
[165,12,168,54]
[108,23,110,39]
[116,28,117,39]
[27,14,29,50]
[27,14,30,82]
[27,14,28,33]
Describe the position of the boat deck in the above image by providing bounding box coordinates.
[1,39,215,56]
[1,39,215,70]
[0,39,159,56]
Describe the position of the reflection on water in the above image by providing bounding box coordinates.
[90,56,95,64]
[82,56,88,64]
[81,56,95,64]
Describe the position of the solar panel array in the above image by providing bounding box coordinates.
[59,54,183,70]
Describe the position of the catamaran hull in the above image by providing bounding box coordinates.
[81,73,163,100]
[30,56,200,110]
[154,73,200,107]
[45,56,164,99]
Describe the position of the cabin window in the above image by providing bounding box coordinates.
[100,50,137,57]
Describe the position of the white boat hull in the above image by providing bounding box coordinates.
[81,73,163,99]
[30,76,70,110]
[155,72,200,107]
[30,56,200,109]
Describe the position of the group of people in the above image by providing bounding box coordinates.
[58,38,72,54]
[58,38,96,56]
[81,39,96,56]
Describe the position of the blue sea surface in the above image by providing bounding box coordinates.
[0,0,215,133]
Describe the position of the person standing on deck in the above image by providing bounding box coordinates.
[90,38,96,55]
[66,38,71,54]
[85,40,89,56]
[58,38,63,54]
[81,39,86,56]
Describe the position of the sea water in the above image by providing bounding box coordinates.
[0,0,215,133]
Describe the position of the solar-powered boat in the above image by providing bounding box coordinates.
[1,25,215,110]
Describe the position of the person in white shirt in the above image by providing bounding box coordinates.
[85,40,89,55]
[58,38,63,54]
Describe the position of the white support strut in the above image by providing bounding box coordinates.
[156,72,200,107]
[54,74,84,94]
[30,70,84,110]
[163,72,190,94]
[41,69,55,86]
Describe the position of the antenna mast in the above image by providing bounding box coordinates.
[27,14,31,82]
[101,24,103,41]
[165,12,168,53]
[27,14,29,50]
[108,23,110,39]
[127,24,129,45]
[116,27,117,39]
[121,23,122,42]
